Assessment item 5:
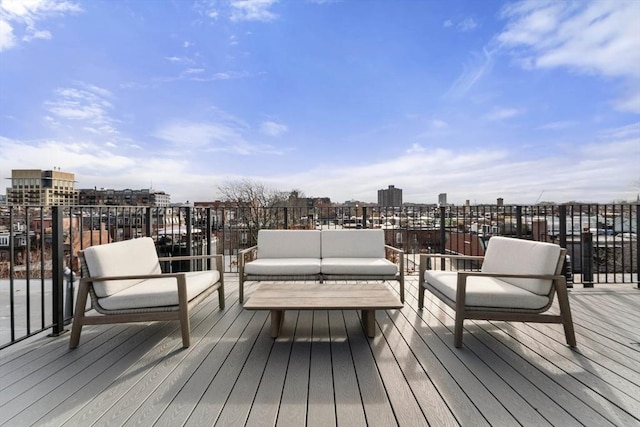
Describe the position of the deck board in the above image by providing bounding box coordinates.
[0,275,638,427]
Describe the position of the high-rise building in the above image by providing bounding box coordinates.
[6,169,78,206]
[438,193,447,206]
[377,185,402,207]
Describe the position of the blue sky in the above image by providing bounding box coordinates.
[1,0,639,205]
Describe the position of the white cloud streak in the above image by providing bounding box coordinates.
[497,0,640,113]
[230,0,278,22]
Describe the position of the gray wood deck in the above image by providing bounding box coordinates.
[1,275,639,427]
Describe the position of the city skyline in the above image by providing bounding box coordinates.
[1,0,639,205]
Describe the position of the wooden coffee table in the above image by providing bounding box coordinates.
[243,282,403,338]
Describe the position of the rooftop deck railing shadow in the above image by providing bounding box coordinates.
[0,203,638,348]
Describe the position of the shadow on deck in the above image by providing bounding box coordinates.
[1,275,639,426]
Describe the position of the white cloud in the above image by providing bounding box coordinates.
[0,19,15,50]
[445,47,494,99]
[458,17,477,32]
[153,119,287,155]
[260,120,288,137]
[484,107,523,121]
[430,119,448,129]
[0,0,82,51]
[537,120,576,130]
[43,83,119,136]
[230,0,278,22]
[3,120,637,205]
[497,0,640,114]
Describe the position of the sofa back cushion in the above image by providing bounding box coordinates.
[321,229,385,258]
[83,237,162,298]
[480,236,562,295]
[257,230,321,259]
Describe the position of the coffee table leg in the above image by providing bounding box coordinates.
[362,309,376,338]
[270,310,284,338]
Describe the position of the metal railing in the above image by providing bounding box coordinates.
[1,203,637,348]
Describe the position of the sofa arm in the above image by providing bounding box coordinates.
[238,245,258,270]
[385,245,405,303]
[385,245,404,271]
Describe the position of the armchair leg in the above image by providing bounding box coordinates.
[69,281,90,349]
[454,315,464,348]
[218,285,225,310]
[179,312,191,348]
[556,282,577,347]
[69,317,84,349]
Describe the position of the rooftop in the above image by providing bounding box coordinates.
[1,275,639,426]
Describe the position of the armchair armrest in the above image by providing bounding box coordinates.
[81,272,187,283]
[419,253,484,276]
[158,253,223,274]
[457,271,563,281]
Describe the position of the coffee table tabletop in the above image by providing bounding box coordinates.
[244,282,403,338]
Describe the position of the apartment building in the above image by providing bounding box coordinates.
[78,188,171,206]
[6,169,78,206]
[377,185,403,207]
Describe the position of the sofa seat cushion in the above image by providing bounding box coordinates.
[321,229,385,258]
[97,270,220,311]
[84,237,162,298]
[481,236,562,296]
[424,270,549,310]
[321,258,398,276]
[244,258,321,276]
[257,230,321,259]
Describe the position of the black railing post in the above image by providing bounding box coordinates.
[439,206,446,270]
[516,206,522,238]
[582,228,594,288]
[362,207,368,229]
[206,207,212,270]
[636,204,639,289]
[145,207,152,237]
[284,207,289,229]
[185,206,192,256]
[50,206,66,336]
[558,205,572,288]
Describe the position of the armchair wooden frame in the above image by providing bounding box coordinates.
[70,253,225,349]
[418,250,576,349]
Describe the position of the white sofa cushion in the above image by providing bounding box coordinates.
[424,270,550,310]
[321,258,398,275]
[481,236,562,295]
[83,237,162,298]
[97,270,220,311]
[244,258,321,276]
[321,229,385,258]
[257,230,321,259]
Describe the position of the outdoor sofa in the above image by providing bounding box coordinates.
[238,229,404,303]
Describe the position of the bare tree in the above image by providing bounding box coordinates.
[217,179,291,242]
